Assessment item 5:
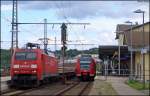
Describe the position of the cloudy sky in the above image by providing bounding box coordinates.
[1,0,149,50]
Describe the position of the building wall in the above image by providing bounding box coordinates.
[117,22,149,80]
[123,22,149,81]
[135,52,149,81]
[132,23,149,33]
[118,34,124,46]
[144,23,149,80]
[133,22,149,81]
[135,52,142,79]
[145,53,149,81]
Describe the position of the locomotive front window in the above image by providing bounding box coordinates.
[15,52,26,60]
[80,59,91,65]
[80,57,91,69]
[15,52,36,60]
[80,65,89,69]
[80,57,91,62]
[26,53,36,60]
[80,62,91,65]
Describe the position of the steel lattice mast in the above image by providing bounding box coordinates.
[11,0,18,54]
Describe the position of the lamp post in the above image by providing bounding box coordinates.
[134,9,145,89]
[125,21,133,80]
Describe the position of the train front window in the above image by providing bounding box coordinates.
[15,52,26,60]
[80,57,91,69]
[15,52,36,60]
[80,57,91,62]
[80,61,91,65]
[80,58,91,65]
[80,65,89,69]
[26,53,36,60]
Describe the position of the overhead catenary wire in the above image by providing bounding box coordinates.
[2,16,59,48]
[2,17,41,38]
[2,17,39,49]
[3,16,94,50]
[7,1,91,50]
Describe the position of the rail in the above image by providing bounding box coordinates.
[1,84,51,96]
[55,82,91,96]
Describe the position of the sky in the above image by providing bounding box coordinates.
[1,0,149,51]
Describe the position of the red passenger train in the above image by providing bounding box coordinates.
[10,43,58,87]
[75,54,96,81]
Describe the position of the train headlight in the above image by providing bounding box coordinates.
[32,70,37,73]
[13,65,19,68]
[31,64,37,68]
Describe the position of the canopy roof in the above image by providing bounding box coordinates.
[98,45,129,60]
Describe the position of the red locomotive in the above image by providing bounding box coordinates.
[75,54,96,81]
[10,43,58,87]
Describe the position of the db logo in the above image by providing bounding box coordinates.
[20,65,30,68]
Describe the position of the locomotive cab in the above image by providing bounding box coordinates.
[76,55,96,81]
[10,49,41,87]
[10,43,58,87]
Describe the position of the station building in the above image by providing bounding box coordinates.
[116,22,149,82]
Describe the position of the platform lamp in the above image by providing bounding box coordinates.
[133,9,145,89]
[125,21,133,80]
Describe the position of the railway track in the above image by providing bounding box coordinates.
[1,89,19,95]
[55,82,91,96]
[1,87,40,96]
[1,80,76,96]
[1,84,52,96]
[1,81,91,96]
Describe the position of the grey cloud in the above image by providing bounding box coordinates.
[1,1,149,19]
[56,1,147,19]
[23,1,149,19]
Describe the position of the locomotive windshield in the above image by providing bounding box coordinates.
[15,52,37,60]
[80,57,91,69]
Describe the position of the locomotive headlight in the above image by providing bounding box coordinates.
[13,65,19,68]
[32,70,37,73]
[31,64,37,68]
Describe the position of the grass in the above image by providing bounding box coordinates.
[126,80,150,90]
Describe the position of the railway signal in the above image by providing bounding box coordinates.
[61,23,67,44]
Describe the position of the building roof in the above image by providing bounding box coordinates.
[98,45,129,60]
[116,24,131,32]
[125,21,150,31]
[116,22,149,34]
[115,24,132,39]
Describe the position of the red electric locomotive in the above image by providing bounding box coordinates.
[10,43,58,87]
[75,54,96,81]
